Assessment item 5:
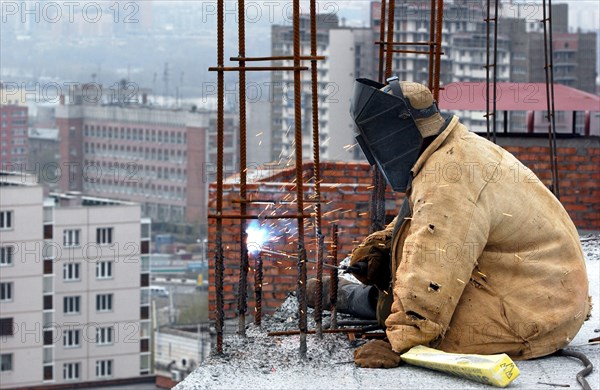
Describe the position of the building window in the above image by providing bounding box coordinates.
[0,282,12,302]
[96,294,113,312]
[63,229,81,247]
[96,326,114,345]
[96,227,113,245]
[96,261,113,279]
[0,354,12,372]
[63,263,80,281]
[63,329,80,348]
[63,296,80,314]
[96,360,112,378]
[0,211,12,229]
[0,246,14,266]
[0,318,13,336]
[63,362,80,380]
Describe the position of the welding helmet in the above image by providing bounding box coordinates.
[350,77,444,192]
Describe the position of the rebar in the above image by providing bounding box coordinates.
[254,252,263,326]
[542,0,561,199]
[377,0,387,83]
[292,0,308,359]
[329,224,339,329]
[384,0,396,80]
[492,0,499,144]
[428,0,436,90]
[237,0,249,337]
[485,0,491,141]
[214,0,225,354]
[310,0,324,339]
[433,0,444,101]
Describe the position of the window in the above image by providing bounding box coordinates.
[0,354,12,371]
[96,360,112,378]
[96,261,113,279]
[63,263,80,281]
[96,228,113,245]
[63,329,80,348]
[0,318,13,336]
[96,294,113,312]
[0,246,13,266]
[0,282,12,301]
[63,362,80,380]
[96,326,114,345]
[0,211,12,229]
[63,296,80,314]
[63,229,80,247]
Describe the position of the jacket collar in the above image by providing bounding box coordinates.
[411,115,460,177]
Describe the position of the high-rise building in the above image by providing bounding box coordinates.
[54,90,238,225]
[0,172,151,387]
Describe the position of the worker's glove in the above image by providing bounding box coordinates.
[349,230,392,291]
[354,339,402,369]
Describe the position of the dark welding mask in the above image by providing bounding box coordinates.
[350,77,441,192]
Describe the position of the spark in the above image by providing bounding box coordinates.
[502,213,513,217]
[457,278,465,284]
[255,132,263,137]
[477,271,487,278]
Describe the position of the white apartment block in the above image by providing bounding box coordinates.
[0,172,151,388]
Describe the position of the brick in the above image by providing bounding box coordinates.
[557,147,578,155]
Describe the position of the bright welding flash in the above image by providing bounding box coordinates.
[246,220,270,256]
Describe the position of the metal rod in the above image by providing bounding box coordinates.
[377,0,387,83]
[254,252,263,326]
[330,224,339,329]
[208,66,309,72]
[433,0,444,101]
[542,0,560,199]
[310,0,324,340]
[230,55,326,61]
[268,328,384,337]
[208,213,313,220]
[375,41,436,46]
[389,49,444,55]
[548,0,560,199]
[214,0,225,354]
[384,0,396,79]
[485,0,491,140]
[237,0,249,338]
[292,0,308,359]
[428,0,437,90]
[492,0,499,144]
[232,198,321,204]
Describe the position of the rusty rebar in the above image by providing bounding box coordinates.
[547,0,560,199]
[237,0,249,337]
[485,0,491,141]
[492,0,499,144]
[292,0,308,359]
[428,0,436,90]
[377,0,387,83]
[254,252,263,326]
[208,66,309,72]
[384,0,396,80]
[433,0,444,101]
[208,213,313,220]
[214,0,225,354]
[389,49,443,55]
[329,224,339,329]
[230,55,326,61]
[310,0,324,340]
[375,41,434,46]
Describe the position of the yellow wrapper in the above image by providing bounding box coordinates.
[400,345,520,387]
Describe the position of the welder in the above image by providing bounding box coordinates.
[309,77,591,368]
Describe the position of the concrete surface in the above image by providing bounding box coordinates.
[177,237,600,390]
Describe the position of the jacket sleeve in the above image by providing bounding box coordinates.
[385,179,491,353]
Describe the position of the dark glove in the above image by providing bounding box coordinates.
[349,230,391,290]
[354,340,402,368]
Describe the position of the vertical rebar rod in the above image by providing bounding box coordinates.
[428,0,437,90]
[329,224,339,329]
[432,0,444,101]
[377,0,387,83]
[542,0,560,199]
[293,0,308,358]
[237,0,249,338]
[547,0,560,199]
[310,0,324,339]
[485,0,491,140]
[384,0,396,79]
[492,0,499,143]
[214,0,225,354]
[254,252,263,326]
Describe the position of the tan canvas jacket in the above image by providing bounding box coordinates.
[384,116,591,360]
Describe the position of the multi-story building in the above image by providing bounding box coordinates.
[1,105,29,167]
[54,92,238,225]
[0,172,151,388]
[270,15,377,163]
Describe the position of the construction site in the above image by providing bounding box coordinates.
[171,0,600,388]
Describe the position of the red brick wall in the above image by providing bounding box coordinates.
[208,139,599,320]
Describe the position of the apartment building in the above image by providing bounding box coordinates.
[0,104,29,167]
[54,92,238,225]
[0,172,151,388]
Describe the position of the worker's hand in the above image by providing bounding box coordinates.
[349,230,391,290]
[354,340,402,368]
